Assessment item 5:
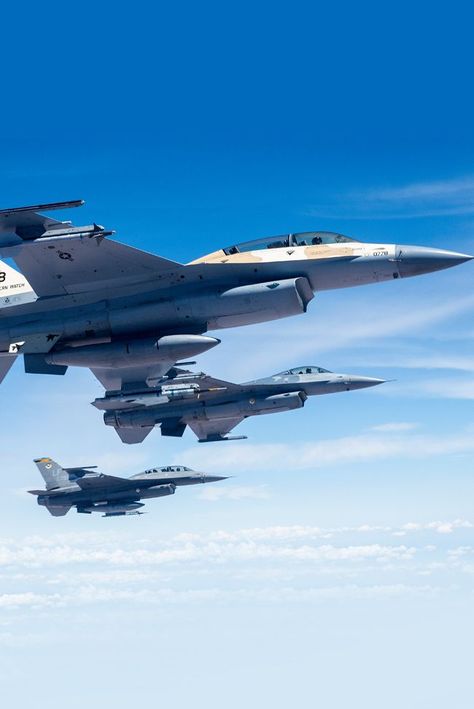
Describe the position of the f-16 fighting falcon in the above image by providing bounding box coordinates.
[0,200,471,395]
[94,365,386,443]
[29,457,227,517]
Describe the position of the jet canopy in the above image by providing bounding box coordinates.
[223,231,358,255]
[280,366,331,375]
[143,465,192,474]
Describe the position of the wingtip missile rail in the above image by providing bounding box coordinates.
[0,199,85,216]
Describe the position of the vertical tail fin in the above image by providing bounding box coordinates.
[34,457,74,490]
[0,260,36,309]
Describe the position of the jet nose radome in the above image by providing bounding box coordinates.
[347,376,386,391]
[397,246,473,278]
[201,474,228,483]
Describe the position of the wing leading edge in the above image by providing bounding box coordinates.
[74,473,135,490]
[0,201,183,298]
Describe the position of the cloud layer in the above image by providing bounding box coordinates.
[175,425,474,474]
[307,175,474,219]
[0,520,472,614]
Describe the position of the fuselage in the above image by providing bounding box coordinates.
[36,466,223,509]
[99,366,385,434]
[0,237,471,354]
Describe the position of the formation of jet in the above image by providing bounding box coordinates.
[94,365,386,443]
[0,200,471,399]
[29,457,227,517]
[0,200,470,518]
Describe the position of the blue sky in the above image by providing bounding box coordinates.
[0,2,473,708]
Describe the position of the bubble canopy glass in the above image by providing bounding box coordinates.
[143,466,192,474]
[279,366,331,375]
[223,231,358,255]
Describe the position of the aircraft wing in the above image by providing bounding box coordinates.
[187,416,245,442]
[91,362,179,390]
[90,351,222,391]
[76,472,159,489]
[167,371,239,393]
[0,200,183,297]
[75,473,135,490]
[195,373,240,392]
[0,200,84,245]
[11,235,182,298]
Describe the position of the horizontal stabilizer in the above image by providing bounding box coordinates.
[24,354,67,376]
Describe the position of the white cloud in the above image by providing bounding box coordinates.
[0,592,61,608]
[0,583,441,611]
[401,520,473,535]
[0,520,470,619]
[210,294,474,380]
[375,377,474,401]
[177,427,474,475]
[307,175,474,219]
[371,422,419,432]
[0,520,472,572]
[420,379,474,400]
[357,354,474,373]
[364,177,474,213]
[0,539,417,568]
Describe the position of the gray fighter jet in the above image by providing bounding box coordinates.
[28,457,227,517]
[94,365,386,443]
[0,200,471,396]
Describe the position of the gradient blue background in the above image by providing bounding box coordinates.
[0,2,473,708]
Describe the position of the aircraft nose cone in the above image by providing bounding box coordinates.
[397,245,473,278]
[202,474,228,483]
[347,376,386,390]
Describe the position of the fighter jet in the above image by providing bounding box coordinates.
[28,457,227,517]
[0,200,471,395]
[93,365,386,443]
